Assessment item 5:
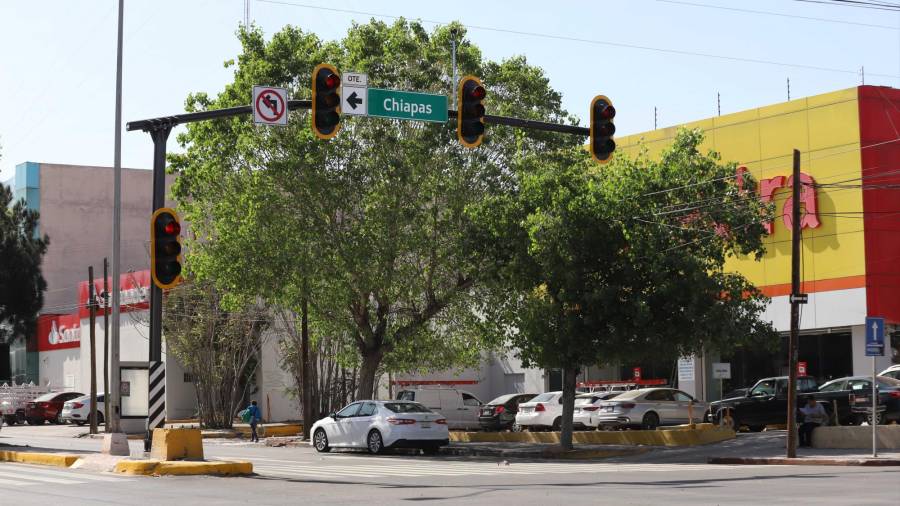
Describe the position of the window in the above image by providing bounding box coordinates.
[673,391,693,402]
[645,390,673,401]
[799,378,818,392]
[751,380,776,397]
[97,395,105,403]
[818,381,845,393]
[397,391,415,401]
[848,380,871,392]
[384,402,431,414]
[336,403,361,418]
[461,393,481,407]
[358,402,376,417]
[530,393,557,403]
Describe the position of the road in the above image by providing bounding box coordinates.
[1,424,899,505]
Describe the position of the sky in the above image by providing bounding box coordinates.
[1,0,898,182]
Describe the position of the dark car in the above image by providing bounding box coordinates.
[478,393,537,431]
[706,376,818,431]
[722,388,748,400]
[846,375,900,425]
[25,391,84,425]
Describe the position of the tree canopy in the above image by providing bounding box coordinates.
[1,176,49,344]
[169,20,580,399]
[467,130,777,448]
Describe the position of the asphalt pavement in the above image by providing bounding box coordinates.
[1,424,899,505]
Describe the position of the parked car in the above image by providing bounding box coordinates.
[25,391,83,425]
[573,392,623,429]
[478,393,537,431]
[705,376,819,431]
[515,391,563,431]
[846,375,900,425]
[879,365,900,381]
[722,388,748,400]
[593,388,706,430]
[61,393,106,426]
[310,400,449,454]
[396,387,482,430]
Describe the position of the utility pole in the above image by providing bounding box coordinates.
[717,92,721,116]
[787,78,791,101]
[786,149,802,458]
[110,0,124,434]
[89,266,99,435]
[103,258,110,432]
[654,106,658,130]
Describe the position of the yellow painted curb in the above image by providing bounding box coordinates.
[114,459,253,476]
[0,450,80,468]
[233,423,302,437]
[449,427,734,447]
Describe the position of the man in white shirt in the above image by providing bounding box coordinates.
[798,397,828,447]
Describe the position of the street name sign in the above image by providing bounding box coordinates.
[342,72,368,117]
[252,85,288,126]
[367,88,448,123]
[866,316,885,357]
[712,362,731,379]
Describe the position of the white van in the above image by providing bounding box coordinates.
[396,387,482,430]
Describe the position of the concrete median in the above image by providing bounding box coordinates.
[0,450,81,467]
[449,425,734,447]
[114,459,253,476]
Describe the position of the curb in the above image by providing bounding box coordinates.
[114,459,253,476]
[449,427,734,447]
[709,457,900,467]
[440,446,650,460]
[0,450,81,468]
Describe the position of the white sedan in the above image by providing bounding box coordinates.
[310,400,449,454]
[515,391,563,431]
[573,392,623,429]
[62,393,106,426]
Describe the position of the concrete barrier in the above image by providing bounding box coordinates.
[114,459,253,476]
[150,428,204,461]
[812,425,900,449]
[449,426,734,447]
[232,423,303,438]
[0,450,80,467]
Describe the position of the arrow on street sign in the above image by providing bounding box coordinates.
[866,316,885,357]
[346,91,364,110]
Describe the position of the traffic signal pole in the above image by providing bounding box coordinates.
[786,149,801,458]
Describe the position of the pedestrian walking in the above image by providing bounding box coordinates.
[798,397,828,447]
[246,400,262,442]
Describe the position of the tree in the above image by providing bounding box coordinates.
[163,278,269,429]
[1,179,49,343]
[169,20,580,400]
[468,130,777,450]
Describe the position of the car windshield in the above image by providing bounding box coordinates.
[384,402,431,414]
[487,394,518,405]
[877,376,900,387]
[529,392,558,403]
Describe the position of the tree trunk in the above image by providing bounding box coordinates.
[301,296,312,438]
[559,364,578,451]
[356,350,383,400]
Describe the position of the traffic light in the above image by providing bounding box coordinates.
[590,95,616,164]
[312,63,341,139]
[457,75,486,148]
[150,208,182,289]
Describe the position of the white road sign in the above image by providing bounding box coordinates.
[712,362,731,379]
[253,86,288,126]
[341,72,368,117]
[342,72,368,88]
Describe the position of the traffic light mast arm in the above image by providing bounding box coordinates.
[449,109,590,136]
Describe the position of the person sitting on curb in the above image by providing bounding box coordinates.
[798,397,828,448]
[247,400,262,443]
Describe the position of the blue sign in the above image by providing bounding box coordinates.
[866,317,885,357]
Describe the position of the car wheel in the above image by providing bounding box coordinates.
[551,417,561,432]
[75,421,86,426]
[367,430,385,455]
[421,445,440,456]
[313,429,331,453]
[748,425,765,432]
[641,412,660,430]
[97,412,105,426]
[511,423,523,433]
[866,411,884,426]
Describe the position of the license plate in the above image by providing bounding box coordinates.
[420,423,431,428]
[481,409,492,416]
[521,407,532,413]
[855,397,868,403]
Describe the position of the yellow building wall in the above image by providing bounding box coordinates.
[617,88,865,293]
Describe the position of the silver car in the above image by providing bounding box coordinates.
[593,388,706,429]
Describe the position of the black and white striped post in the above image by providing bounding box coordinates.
[148,361,166,430]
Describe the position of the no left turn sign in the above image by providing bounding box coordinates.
[253,85,288,125]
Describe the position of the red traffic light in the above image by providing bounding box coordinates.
[467,85,486,100]
[323,72,340,90]
[163,221,180,235]
[599,105,616,120]
[590,95,616,164]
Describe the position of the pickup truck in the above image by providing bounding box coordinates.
[705,376,822,431]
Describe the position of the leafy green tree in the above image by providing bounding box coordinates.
[468,130,777,450]
[1,177,49,344]
[169,21,579,400]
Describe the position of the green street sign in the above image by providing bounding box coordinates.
[367,88,448,123]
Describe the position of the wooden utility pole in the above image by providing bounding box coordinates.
[88,266,98,435]
[103,258,110,432]
[786,149,801,458]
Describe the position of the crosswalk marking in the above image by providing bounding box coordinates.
[0,463,133,488]
[250,457,774,480]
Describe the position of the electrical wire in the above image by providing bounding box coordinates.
[656,0,898,29]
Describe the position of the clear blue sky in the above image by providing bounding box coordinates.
[1,0,897,181]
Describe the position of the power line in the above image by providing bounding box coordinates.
[255,0,900,79]
[793,0,900,12]
[656,0,898,30]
